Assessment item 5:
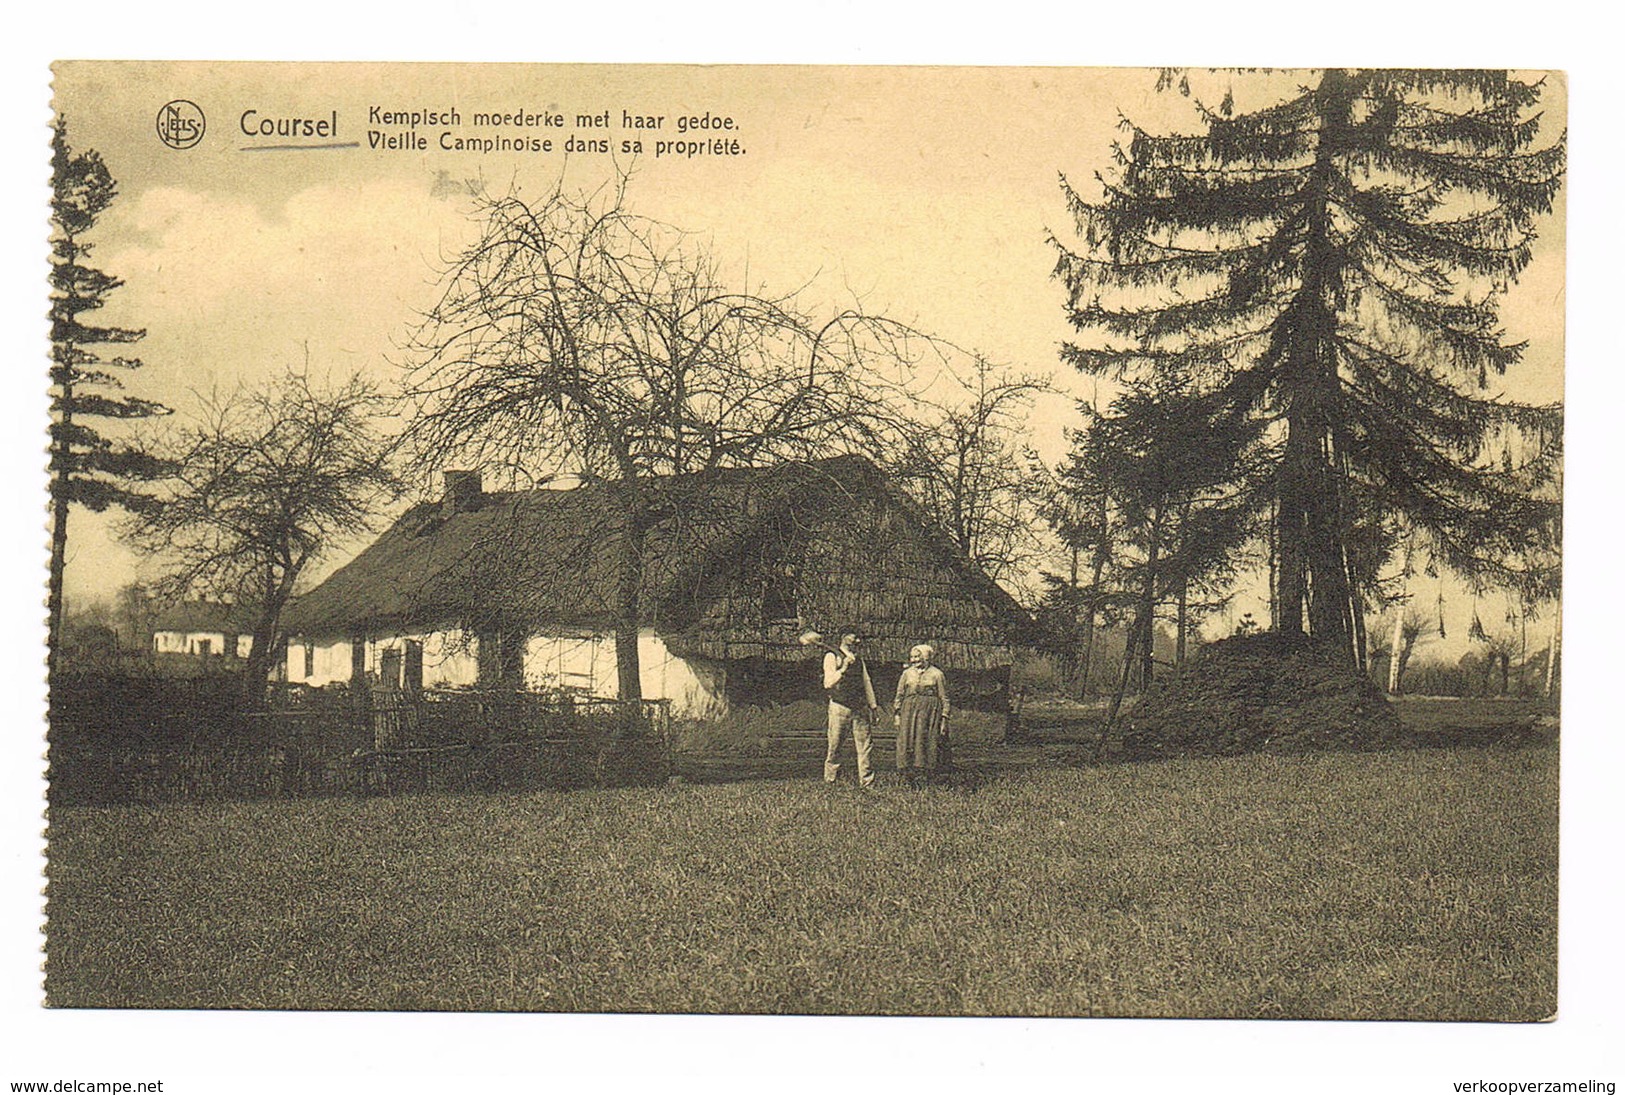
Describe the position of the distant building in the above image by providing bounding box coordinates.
[281,457,1035,718]
[151,599,256,661]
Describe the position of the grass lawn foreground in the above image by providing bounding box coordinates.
[45,743,1557,1019]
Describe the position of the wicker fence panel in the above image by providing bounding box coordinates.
[48,676,671,806]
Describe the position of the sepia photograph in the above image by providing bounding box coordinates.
[38,59,1568,1020]
[6,22,1620,1090]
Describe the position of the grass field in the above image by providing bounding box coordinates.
[45,732,1556,1019]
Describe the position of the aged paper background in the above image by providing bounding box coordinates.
[6,6,1623,1094]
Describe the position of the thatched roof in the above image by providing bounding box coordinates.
[284,456,1034,666]
[152,599,257,635]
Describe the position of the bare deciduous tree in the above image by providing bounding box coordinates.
[1373,607,1427,694]
[889,356,1053,592]
[122,371,401,703]
[402,178,936,700]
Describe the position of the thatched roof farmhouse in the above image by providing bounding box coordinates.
[282,456,1035,717]
[152,598,258,659]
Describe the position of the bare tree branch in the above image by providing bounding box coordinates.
[121,370,402,703]
[398,176,970,699]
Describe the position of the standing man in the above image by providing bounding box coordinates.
[821,630,878,788]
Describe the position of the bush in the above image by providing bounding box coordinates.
[1011,652,1065,695]
[47,674,670,804]
[1120,632,1406,760]
[675,701,826,755]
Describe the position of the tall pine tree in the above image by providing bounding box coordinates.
[49,118,168,674]
[1053,69,1565,664]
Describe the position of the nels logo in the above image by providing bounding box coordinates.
[156,99,205,150]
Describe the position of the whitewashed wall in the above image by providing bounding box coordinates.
[153,629,250,657]
[285,625,725,717]
[518,627,726,718]
[286,629,479,689]
[522,631,612,693]
[638,629,727,720]
[286,637,351,686]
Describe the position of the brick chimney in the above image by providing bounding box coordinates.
[442,470,483,517]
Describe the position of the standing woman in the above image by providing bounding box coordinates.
[894,644,950,785]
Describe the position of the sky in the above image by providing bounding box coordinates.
[48,62,1568,658]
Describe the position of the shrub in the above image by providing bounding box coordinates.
[1120,632,1406,760]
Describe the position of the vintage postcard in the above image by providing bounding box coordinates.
[41,61,1566,1023]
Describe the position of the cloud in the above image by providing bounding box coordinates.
[63,176,479,603]
[99,177,478,401]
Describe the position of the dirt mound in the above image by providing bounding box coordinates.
[1119,632,1405,761]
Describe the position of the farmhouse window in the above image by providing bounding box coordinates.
[476,628,525,686]
[304,642,315,678]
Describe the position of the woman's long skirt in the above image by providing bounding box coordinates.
[896,695,944,770]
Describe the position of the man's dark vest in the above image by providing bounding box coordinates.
[827,655,868,709]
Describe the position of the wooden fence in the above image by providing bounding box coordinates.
[47,675,671,806]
